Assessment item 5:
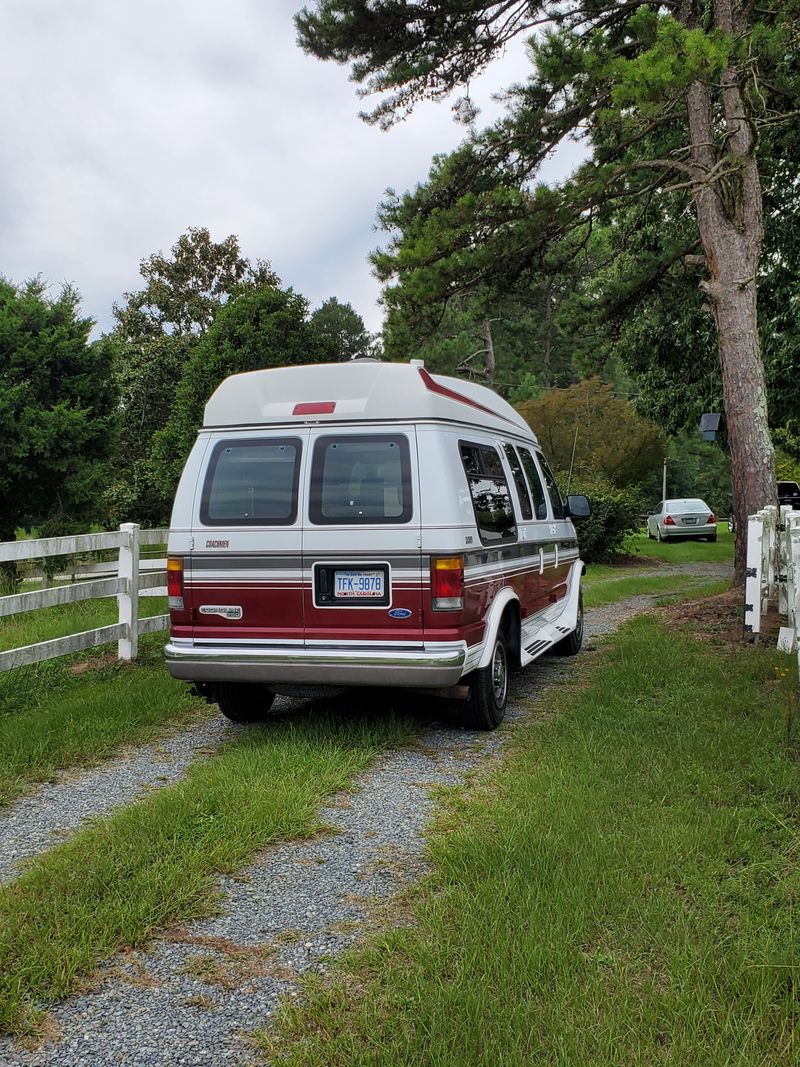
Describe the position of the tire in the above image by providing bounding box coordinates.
[647,526,654,540]
[706,534,717,543]
[216,682,276,723]
[656,527,665,543]
[464,630,509,731]
[554,590,584,657]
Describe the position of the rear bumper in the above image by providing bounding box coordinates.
[660,524,716,538]
[164,639,467,688]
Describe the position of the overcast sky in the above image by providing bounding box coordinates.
[0,0,582,337]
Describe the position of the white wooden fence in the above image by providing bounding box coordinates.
[745,506,800,670]
[0,524,168,673]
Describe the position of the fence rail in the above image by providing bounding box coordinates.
[745,506,800,672]
[0,524,169,673]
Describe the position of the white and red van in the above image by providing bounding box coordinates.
[164,359,590,729]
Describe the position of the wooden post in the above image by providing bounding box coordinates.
[118,523,140,662]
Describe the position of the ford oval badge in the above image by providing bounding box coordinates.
[388,608,412,619]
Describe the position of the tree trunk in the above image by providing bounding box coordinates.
[686,76,776,583]
[482,318,496,382]
[542,281,553,389]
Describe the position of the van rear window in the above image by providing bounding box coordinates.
[200,438,301,526]
[309,435,412,525]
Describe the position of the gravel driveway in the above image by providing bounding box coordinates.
[0,566,731,1066]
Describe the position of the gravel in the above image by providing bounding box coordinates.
[0,565,731,1066]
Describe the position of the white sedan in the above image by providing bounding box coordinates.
[647,498,717,542]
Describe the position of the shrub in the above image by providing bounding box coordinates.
[565,475,644,562]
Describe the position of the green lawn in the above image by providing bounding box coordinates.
[260,615,800,1067]
[0,594,167,652]
[623,523,735,564]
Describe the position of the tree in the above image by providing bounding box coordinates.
[0,278,116,543]
[309,297,379,360]
[113,226,280,339]
[107,228,281,522]
[149,285,332,509]
[516,378,665,491]
[296,0,798,580]
[381,259,592,395]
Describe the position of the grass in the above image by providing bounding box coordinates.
[0,632,207,808]
[624,523,735,564]
[0,706,409,1036]
[258,616,800,1067]
[584,573,730,608]
[0,594,167,652]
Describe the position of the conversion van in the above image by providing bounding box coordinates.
[165,360,590,730]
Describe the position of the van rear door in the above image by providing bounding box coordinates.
[189,431,308,645]
[302,427,424,649]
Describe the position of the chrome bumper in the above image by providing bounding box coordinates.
[164,640,467,688]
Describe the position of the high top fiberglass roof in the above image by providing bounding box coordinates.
[202,359,535,440]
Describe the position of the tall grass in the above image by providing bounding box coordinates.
[261,617,800,1066]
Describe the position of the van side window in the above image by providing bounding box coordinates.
[200,439,301,526]
[537,452,566,519]
[518,447,548,520]
[309,435,412,524]
[459,443,517,545]
[503,444,533,521]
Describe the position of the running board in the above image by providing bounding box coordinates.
[519,621,571,666]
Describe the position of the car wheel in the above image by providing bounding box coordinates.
[465,630,508,731]
[647,526,654,540]
[656,527,664,542]
[554,591,584,657]
[216,682,276,723]
[706,534,717,543]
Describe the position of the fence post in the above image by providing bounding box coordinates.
[118,523,140,662]
[789,513,800,647]
[745,514,764,638]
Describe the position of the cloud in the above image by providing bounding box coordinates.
[0,0,582,337]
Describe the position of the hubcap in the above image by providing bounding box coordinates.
[491,641,507,707]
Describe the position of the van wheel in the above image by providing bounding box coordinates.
[465,631,508,731]
[554,591,584,656]
[216,682,276,723]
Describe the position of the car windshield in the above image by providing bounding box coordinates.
[666,499,709,512]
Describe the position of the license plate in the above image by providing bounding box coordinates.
[334,569,385,598]
[683,517,697,525]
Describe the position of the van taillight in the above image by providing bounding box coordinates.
[431,556,464,611]
[167,558,184,610]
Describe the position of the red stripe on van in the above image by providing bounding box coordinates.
[417,368,516,424]
[293,401,336,415]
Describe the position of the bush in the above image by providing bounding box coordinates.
[565,475,644,562]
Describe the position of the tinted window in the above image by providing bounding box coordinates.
[310,434,412,524]
[503,444,532,521]
[537,452,566,519]
[518,447,548,520]
[201,439,301,526]
[460,443,517,545]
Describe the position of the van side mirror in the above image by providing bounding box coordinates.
[566,494,592,519]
